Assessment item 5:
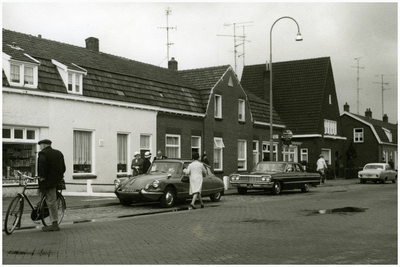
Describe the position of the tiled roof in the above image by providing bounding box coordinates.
[246,91,283,125]
[241,57,332,134]
[351,113,398,144]
[178,65,230,108]
[2,29,204,114]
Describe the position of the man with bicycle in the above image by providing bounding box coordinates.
[38,139,66,231]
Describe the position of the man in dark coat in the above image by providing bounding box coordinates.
[37,139,66,231]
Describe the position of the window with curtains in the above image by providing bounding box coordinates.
[238,140,247,171]
[166,135,180,158]
[9,62,38,88]
[252,140,259,167]
[238,99,245,121]
[140,135,151,156]
[117,134,128,172]
[73,130,92,173]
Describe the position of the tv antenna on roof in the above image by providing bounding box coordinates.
[351,57,364,114]
[158,7,177,65]
[217,21,253,73]
[373,75,390,118]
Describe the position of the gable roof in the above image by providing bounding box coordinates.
[241,57,332,134]
[2,29,204,115]
[342,111,398,144]
[179,65,283,126]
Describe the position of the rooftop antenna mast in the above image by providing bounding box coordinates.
[158,7,177,64]
[238,25,253,67]
[351,57,364,114]
[373,75,390,118]
[217,21,253,73]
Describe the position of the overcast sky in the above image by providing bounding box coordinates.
[2,1,398,123]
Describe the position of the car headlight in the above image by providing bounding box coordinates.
[152,180,160,188]
[144,183,150,190]
[114,178,121,188]
[230,175,239,181]
[261,175,271,182]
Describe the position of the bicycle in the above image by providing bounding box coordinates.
[4,171,66,235]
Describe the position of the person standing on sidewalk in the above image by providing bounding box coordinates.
[37,139,66,231]
[183,152,207,209]
[131,151,144,176]
[316,154,328,184]
[143,152,152,173]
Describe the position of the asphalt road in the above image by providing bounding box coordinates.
[2,179,398,264]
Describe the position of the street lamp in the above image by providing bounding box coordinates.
[269,16,302,161]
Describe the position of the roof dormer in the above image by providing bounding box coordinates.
[52,59,87,95]
[2,51,40,89]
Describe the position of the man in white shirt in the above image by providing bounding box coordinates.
[316,154,328,184]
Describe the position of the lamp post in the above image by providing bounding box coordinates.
[269,16,303,161]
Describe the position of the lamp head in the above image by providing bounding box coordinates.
[296,32,303,41]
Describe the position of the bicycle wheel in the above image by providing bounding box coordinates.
[4,195,24,235]
[40,192,66,227]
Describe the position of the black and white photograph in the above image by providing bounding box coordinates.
[2,1,397,264]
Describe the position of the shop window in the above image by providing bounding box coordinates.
[73,130,93,174]
[3,143,37,181]
[2,127,38,143]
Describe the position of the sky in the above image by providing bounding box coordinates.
[2,1,398,123]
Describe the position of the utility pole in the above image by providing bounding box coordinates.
[158,7,177,64]
[351,57,364,114]
[217,21,253,73]
[373,75,390,118]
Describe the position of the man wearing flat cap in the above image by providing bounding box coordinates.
[37,139,66,231]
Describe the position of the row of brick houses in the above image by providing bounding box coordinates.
[2,29,397,194]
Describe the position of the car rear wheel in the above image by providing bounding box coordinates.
[210,191,222,202]
[301,183,310,193]
[271,181,281,195]
[160,187,176,208]
[237,187,247,194]
[392,177,397,183]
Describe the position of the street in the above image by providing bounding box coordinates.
[2,179,398,264]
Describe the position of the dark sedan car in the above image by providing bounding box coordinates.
[115,159,224,207]
[229,161,320,195]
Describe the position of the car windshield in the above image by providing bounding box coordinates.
[148,162,183,176]
[364,164,384,170]
[252,163,286,173]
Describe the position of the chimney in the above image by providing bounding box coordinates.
[365,108,372,119]
[168,57,178,71]
[85,37,99,52]
[383,114,388,123]
[38,34,42,38]
[344,102,350,112]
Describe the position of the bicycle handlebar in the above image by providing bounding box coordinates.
[16,170,38,180]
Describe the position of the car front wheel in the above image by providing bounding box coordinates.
[210,191,222,202]
[271,181,281,195]
[160,187,176,208]
[301,183,310,193]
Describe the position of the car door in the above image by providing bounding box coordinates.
[201,165,213,195]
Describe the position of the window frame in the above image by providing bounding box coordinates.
[252,140,260,167]
[214,94,222,119]
[165,134,181,158]
[73,130,94,175]
[213,137,225,171]
[237,139,247,171]
[117,133,129,173]
[353,128,364,143]
[238,99,245,122]
[2,127,39,143]
[300,148,308,163]
[324,119,337,135]
[191,136,201,154]
[67,71,83,94]
[262,141,278,161]
[8,61,39,88]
